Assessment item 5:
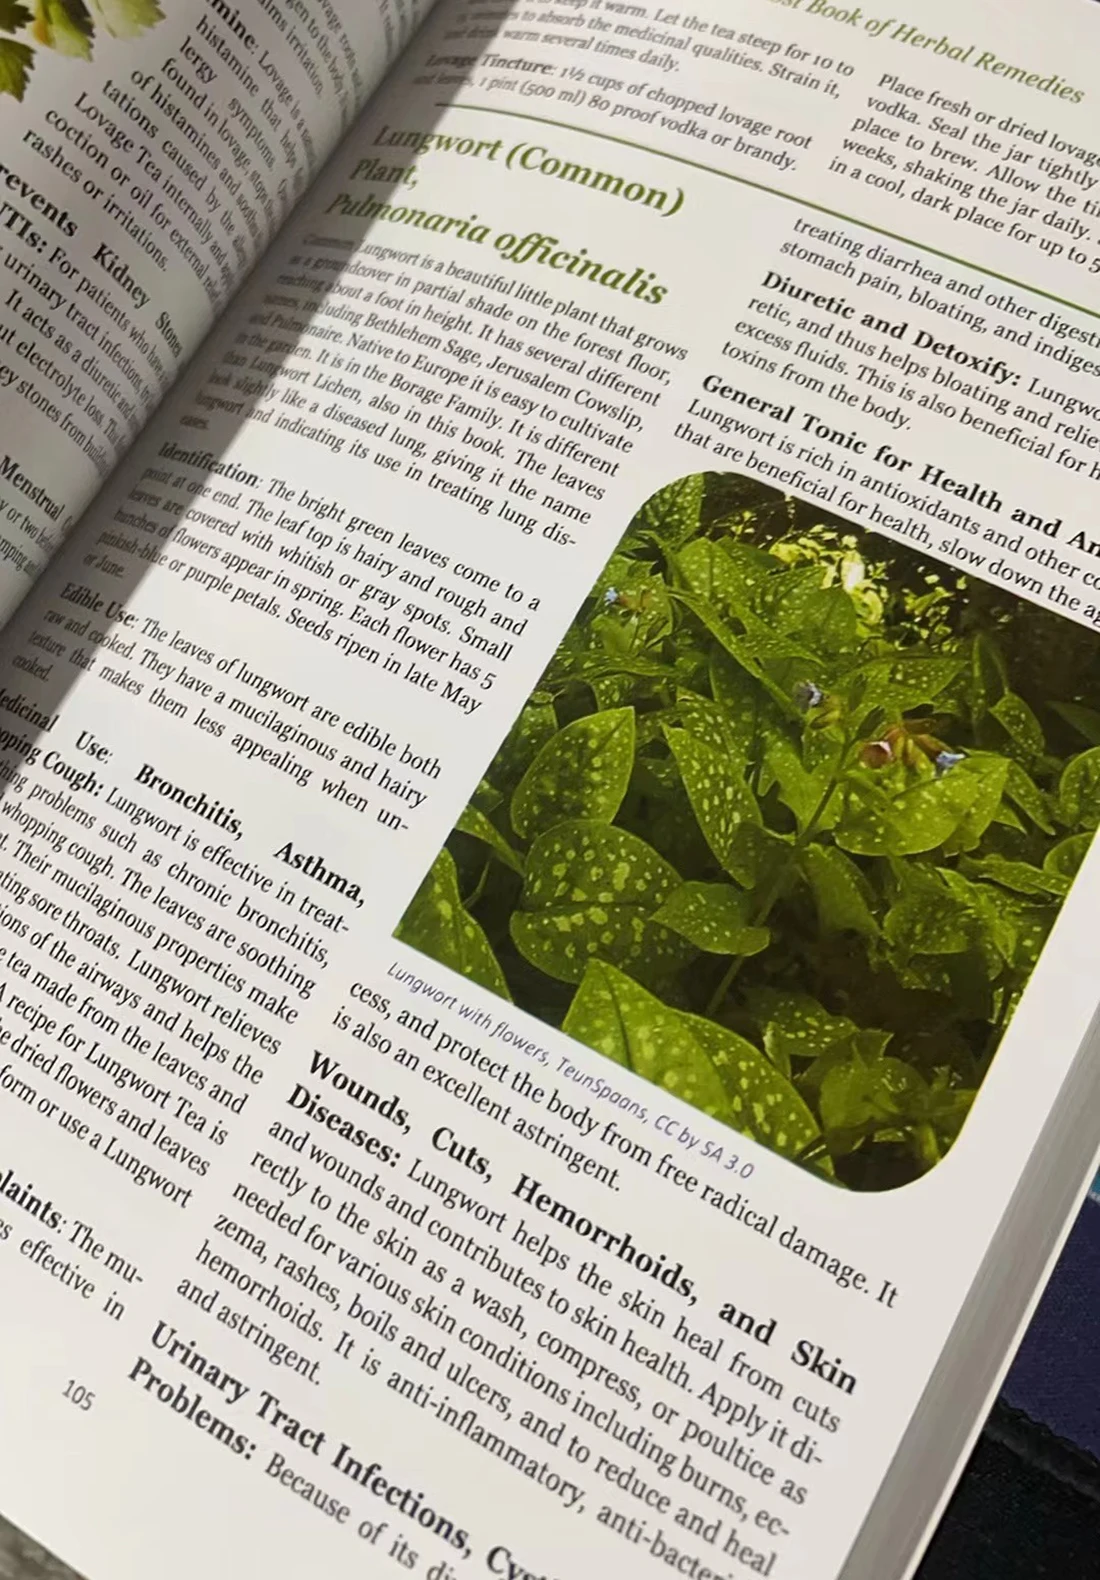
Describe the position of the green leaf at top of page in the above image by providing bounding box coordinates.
[0,34,32,97]
[33,0,92,55]
[0,0,32,29]
[87,0,162,36]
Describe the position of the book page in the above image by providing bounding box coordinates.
[0,0,433,623]
[1,0,1100,1577]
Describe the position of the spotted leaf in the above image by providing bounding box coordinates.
[631,472,704,549]
[961,854,1069,899]
[765,732,836,832]
[884,870,974,956]
[1004,760,1055,833]
[820,1055,930,1156]
[677,538,763,619]
[456,805,524,876]
[801,845,879,938]
[709,647,787,764]
[511,820,689,985]
[991,691,1044,763]
[747,989,864,1073]
[851,652,962,715]
[563,960,730,1119]
[795,585,859,656]
[681,1013,823,1161]
[942,755,1009,854]
[1044,833,1093,882]
[835,770,981,857]
[664,726,760,876]
[653,882,770,955]
[511,708,634,841]
[1060,746,1100,830]
[487,695,558,790]
[396,850,511,1000]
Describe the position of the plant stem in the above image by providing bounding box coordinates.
[464,859,491,912]
[705,741,854,1019]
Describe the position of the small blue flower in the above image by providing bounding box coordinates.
[935,750,966,777]
[793,681,825,711]
[603,587,620,607]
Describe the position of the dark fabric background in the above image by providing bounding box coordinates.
[916,1195,1100,1579]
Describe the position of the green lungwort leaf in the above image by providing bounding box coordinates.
[456,804,524,876]
[677,538,764,618]
[653,882,770,956]
[488,694,558,792]
[1044,832,1093,882]
[709,647,787,761]
[511,708,634,841]
[33,0,92,55]
[87,0,162,36]
[676,689,744,762]
[990,691,1044,762]
[0,34,32,97]
[1004,759,1054,834]
[681,1014,822,1161]
[396,850,511,1000]
[801,845,879,938]
[795,586,859,656]
[884,868,974,956]
[971,632,1008,716]
[819,1054,929,1155]
[678,587,816,674]
[748,989,859,1073]
[961,853,1069,899]
[726,821,792,892]
[764,732,835,833]
[664,725,760,877]
[942,755,1009,854]
[852,651,962,715]
[1051,701,1100,747]
[835,769,981,857]
[631,472,703,549]
[0,0,32,26]
[563,960,730,1120]
[760,562,826,634]
[1060,746,1100,830]
[511,820,689,985]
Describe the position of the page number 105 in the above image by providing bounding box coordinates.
[63,1380,95,1412]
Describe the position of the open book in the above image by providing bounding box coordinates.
[2,0,1100,1574]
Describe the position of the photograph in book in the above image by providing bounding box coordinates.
[0,0,166,105]
[0,1510,83,1580]
[397,471,1100,1191]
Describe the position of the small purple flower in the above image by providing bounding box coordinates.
[794,681,824,711]
[603,587,620,607]
[935,750,966,777]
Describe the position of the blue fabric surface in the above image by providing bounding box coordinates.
[1000,1193,1100,1459]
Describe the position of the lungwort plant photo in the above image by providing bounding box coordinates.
[397,471,1100,1189]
